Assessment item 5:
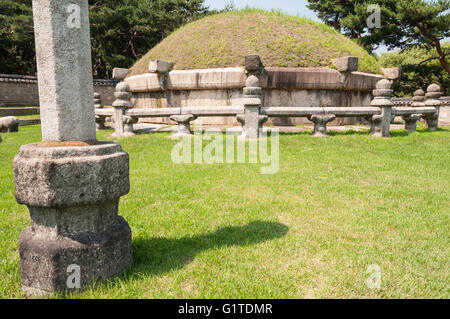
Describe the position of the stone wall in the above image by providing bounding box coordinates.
[125,67,384,126]
[0,74,117,106]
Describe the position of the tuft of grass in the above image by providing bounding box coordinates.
[129,9,381,76]
[0,125,449,298]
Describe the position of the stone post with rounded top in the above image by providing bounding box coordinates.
[239,55,268,139]
[403,89,424,132]
[369,79,394,137]
[112,82,134,137]
[13,0,132,295]
[94,92,106,130]
[424,84,442,131]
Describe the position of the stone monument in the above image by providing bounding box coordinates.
[13,0,132,295]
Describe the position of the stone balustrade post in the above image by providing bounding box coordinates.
[13,0,132,295]
[94,92,106,130]
[239,55,267,139]
[424,84,442,131]
[369,79,394,137]
[112,82,134,137]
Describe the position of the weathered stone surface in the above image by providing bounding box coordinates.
[381,67,402,80]
[0,116,20,132]
[112,68,130,80]
[170,114,197,137]
[14,142,132,295]
[370,79,393,137]
[148,60,173,74]
[94,93,106,130]
[424,84,441,131]
[13,142,130,208]
[332,56,358,72]
[20,215,132,295]
[32,0,96,142]
[245,55,263,72]
[112,82,134,137]
[15,0,132,296]
[308,114,336,137]
[403,114,422,132]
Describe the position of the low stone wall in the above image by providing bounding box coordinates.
[0,74,118,106]
[125,67,384,126]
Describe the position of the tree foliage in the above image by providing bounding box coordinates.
[0,0,35,75]
[0,0,210,78]
[379,42,449,96]
[307,0,450,73]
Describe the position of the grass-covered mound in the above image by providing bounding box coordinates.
[129,9,381,76]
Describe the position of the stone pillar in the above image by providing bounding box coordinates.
[94,92,106,130]
[403,89,425,132]
[170,115,197,137]
[112,82,134,137]
[239,55,267,140]
[424,84,442,131]
[307,114,336,137]
[13,0,132,295]
[369,79,394,137]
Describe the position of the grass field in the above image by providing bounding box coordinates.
[0,125,449,298]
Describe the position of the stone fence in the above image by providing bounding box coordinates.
[96,56,442,138]
[123,56,386,126]
[394,96,450,125]
[0,74,118,106]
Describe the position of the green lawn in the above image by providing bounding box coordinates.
[0,125,449,298]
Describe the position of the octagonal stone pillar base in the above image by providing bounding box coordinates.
[13,142,132,296]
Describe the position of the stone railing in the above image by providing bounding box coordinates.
[96,56,442,138]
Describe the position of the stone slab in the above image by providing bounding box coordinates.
[112,68,130,81]
[332,56,359,72]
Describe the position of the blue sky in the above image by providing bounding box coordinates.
[204,0,318,20]
[204,0,390,54]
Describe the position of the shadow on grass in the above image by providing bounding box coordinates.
[130,221,288,276]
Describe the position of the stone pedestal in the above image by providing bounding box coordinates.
[403,114,422,132]
[13,142,132,295]
[308,114,336,137]
[170,114,197,137]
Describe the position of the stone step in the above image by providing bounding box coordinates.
[0,107,40,117]
[19,119,41,126]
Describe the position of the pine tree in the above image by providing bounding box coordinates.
[0,0,210,77]
[307,0,450,73]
